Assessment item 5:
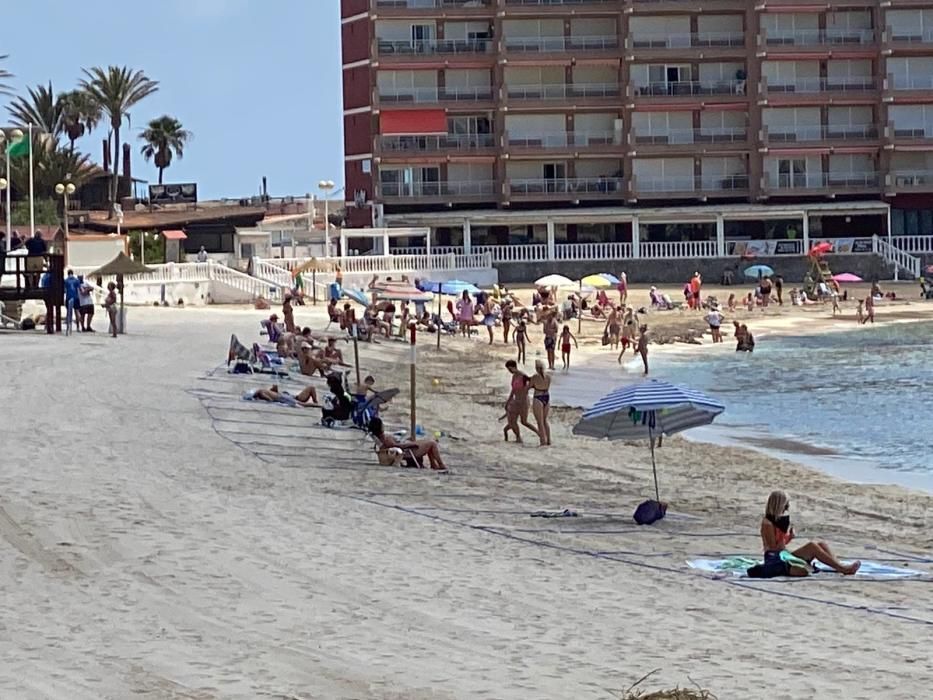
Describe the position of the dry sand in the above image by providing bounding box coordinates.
[1,289,931,699]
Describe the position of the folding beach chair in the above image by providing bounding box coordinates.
[251,343,288,376]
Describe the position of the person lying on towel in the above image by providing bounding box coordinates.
[247,384,320,408]
[755,490,860,578]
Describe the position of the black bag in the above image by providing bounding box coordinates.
[633,499,667,525]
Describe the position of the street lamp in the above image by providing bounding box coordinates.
[318,179,335,257]
[55,182,76,239]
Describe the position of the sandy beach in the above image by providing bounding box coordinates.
[1,290,932,699]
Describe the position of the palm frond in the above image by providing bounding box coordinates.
[0,54,12,97]
[6,82,63,134]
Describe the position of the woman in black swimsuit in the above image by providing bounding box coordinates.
[529,359,552,446]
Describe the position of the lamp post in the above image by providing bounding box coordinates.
[0,128,22,241]
[318,179,335,257]
[54,182,76,239]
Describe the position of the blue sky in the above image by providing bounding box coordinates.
[2,0,344,200]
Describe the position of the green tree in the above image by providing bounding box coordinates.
[0,54,12,97]
[128,230,165,264]
[6,134,95,201]
[139,115,192,185]
[12,198,59,227]
[7,82,62,135]
[59,90,102,153]
[80,66,159,212]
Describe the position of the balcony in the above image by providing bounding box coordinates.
[632,126,748,146]
[375,38,494,57]
[762,76,878,98]
[375,85,494,106]
[374,0,494,15]
[504,0,621,10]
[629,80,746,100]
[631,174,749,198]
[502,35,619,53]
[507,177,624,200]
[886,123,933,144]
[377,134,497,155]
[504,82,621,105]
[762,124,879,144]
[628,31,745,51]
[762,171,880,194]
[887,74,933,92]
[505,130,623,154]
[888,170,933,190]
[884,27,933,48]
[380,180,497,202]
[760,28,875,48]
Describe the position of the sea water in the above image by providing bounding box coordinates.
[652,321,933,492]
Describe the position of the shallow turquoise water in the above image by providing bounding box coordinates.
[653,321,933,486]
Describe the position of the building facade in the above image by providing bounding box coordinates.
[340,0,933,258]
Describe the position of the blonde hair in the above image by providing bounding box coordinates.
[765,490,788,520]
[534,359,545,376]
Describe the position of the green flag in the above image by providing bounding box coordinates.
[6,135,29,159]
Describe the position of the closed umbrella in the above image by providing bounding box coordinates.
[572,380,725,501]
[743,264,774,279]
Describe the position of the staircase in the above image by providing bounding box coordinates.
[873,235,921,280]
[210,263,287,301]
[252,257,334,300]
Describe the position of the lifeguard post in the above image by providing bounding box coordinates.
[0,253,65,332]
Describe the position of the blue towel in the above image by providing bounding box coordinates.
[687,558,924,578]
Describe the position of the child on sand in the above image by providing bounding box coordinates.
[831,292,841,316]
[559,325,578,370]
[745,292,755,311]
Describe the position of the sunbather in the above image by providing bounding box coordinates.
[324,337,347,365]
[759,490,860,577]
[299,340,338,377]
[368,416,448,471]
[249,384,319,407]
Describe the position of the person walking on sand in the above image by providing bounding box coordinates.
[456,290,474,337]
[690,272,702,310]
[617,271,628,305]
[504,360,539,443]
[604,305,621,350]
[543,311,559,370]
[636,324,649,375]
[481,297,496,344]
[774,274,784,306]
[501,299,513,344]
[831,291,841,316]
[759,490,860,577]
[514,318,530,365]
[103,282,118,337]
[559,324,578,371]
[864,295,875,324]
[529,359,552,446]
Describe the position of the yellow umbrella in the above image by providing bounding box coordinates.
[581,273,615,289]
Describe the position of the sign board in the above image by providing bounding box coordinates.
[150,183,198,205]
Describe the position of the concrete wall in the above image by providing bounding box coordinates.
[120,280,256,306]
[495,255,894,286]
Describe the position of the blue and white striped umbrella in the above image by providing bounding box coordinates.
[573,380,725,501]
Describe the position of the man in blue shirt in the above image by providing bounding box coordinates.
[63,269,81,331]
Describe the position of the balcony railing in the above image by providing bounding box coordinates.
[890,170,933,188]
[765,124,878,142]
[503,35,619,51]
[506,130,621,148]
[376,38,493,55]
[634,174,749,193]
[380,180,497,198]
[766,171,880,190]
[378,86,493,103]
[378,134,496,152]
[765,76,877,93]
[640,240,719,258]
[506,83,621,99]
[886,27,933,44]
[508,177,624,195]
[375,0,492,7]
[763,28,875,46]
[630,31,745,49]
[633,126,747,144]
[634,79,746,96]
[505,0,617,5]
[890,75,933,90]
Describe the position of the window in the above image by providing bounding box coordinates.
[778,159,807,187]
[543,163,566,180]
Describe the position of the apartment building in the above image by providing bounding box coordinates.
[340,0,933,252]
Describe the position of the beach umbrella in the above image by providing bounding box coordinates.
[832,272,863,283]
[372,283,433,303]
[601,273,621,285]
[743,264,774,279]
[572,380,725,501]
[422,279,481,296]
[581,273,616,289]
[808,242,834,257]
[343,288,370,306]
[534,274,576,288]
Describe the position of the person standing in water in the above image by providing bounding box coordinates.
[559,324,578,371]
[529,359,552,446]
[604,305,621,351]
[864,295,875,324]
[636,324,649,375]
[543,311,559,370]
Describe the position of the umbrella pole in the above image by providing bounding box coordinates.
[409,324,417,438]
[118,273,125,336]
[577,280,582,336]
[352,322,361,387]
[649,423,660,502]
[436,290,441,350]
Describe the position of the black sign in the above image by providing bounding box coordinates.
[851,238,874,254]
[150,183,198,205]
[774,240,799,255]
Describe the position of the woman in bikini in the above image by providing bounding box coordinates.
[604,306,621,351]
[620,306,637,357]
[501,300,513,344]
[529,359,551,446]
[514,319,530,365]
[760,490,860,577]
[504,360,539,443]
[369,416,447,471]
[482,298,496,344]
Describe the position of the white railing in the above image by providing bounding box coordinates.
[634,127,748,144]
[890,170,933,187]
[252,258,296,288]
[635,79,745,96]
[767,76,877,93]
[631,31,744,48]
[766,124,878,142]
[764,28,874,46]
[506,83,620,100]
[256,252,493,276]
[890,235,933,254]
[473,245,549,263]
[640,240,719,259]
[555,242,633,261]
[504,35,618,52]
[377,38,493,55]
[887,27,933,44]
[874,234,921,279]
[390,246,464,256]
[508,177,624,195]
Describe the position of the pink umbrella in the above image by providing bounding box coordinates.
[832,273,863,283]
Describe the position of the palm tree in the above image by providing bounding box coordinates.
[59,90,101,153]
[139,115,191,184]
[0,54,12,97]
[7,82,63,134]
[80,66,159,211]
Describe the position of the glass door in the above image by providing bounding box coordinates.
[778,159,807,188]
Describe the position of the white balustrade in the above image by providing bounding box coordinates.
[890,235,933,254]
[555,242,633,261]
[640,240,719,259]
[874,235,921,278]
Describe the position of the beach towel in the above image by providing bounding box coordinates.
[687,558,924,579]
[531,509,578,518]
[241,391,298,408]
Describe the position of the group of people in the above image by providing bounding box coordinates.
[63,269,119,337]
[503,359,552,446]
